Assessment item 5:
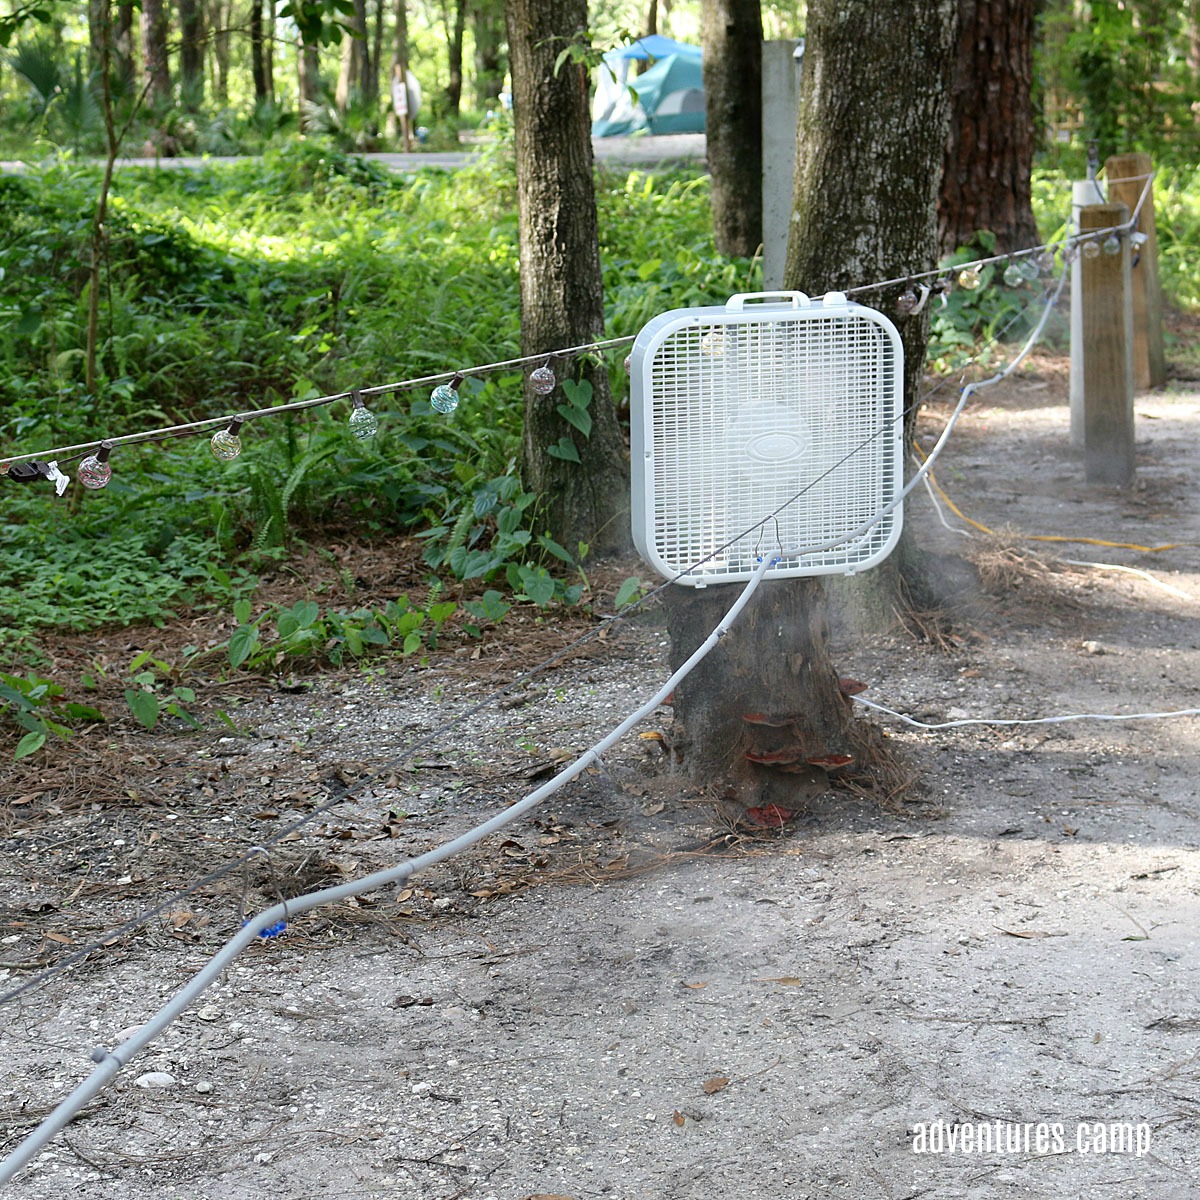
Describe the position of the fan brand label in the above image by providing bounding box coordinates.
[910,1119,1151,1156]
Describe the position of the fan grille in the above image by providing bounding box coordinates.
[631,297,903,585]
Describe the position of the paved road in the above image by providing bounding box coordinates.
[0,134,706,175]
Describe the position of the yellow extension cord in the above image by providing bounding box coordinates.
[911,443,1186,554]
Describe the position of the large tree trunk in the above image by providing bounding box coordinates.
[506,0,632,557]
[702,0,764,257]
[178,0,204,108]
[938,0,1038,255]
[668,0,958,815]
[140,0,171,107]
[666,579,858,811]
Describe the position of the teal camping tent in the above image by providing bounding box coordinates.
[592,36,705,137]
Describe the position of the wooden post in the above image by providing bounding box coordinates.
[1068,177,1107,445]
[1105,152,1166,389]
[1074,201,1136,487]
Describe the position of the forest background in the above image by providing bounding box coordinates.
[1,0,1200,758]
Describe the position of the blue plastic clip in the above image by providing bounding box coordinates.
[243,919,287,939]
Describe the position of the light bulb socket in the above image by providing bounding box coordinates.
[226,416,245,436]
[94,440,113,464]
[448,372,464,391]
[351,389,368,410]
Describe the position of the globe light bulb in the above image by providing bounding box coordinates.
[957,265,983,291]
[1103,235,1121,257]
[78,441,114,490]
[1021,257,1041,281]
[1002,262,1024,288]
[896,288,918,315]
[1082,239,1102,259]
[348,390,379,438]
[210,417,245,461]
[431,372,464,415]
[529,364,556,395]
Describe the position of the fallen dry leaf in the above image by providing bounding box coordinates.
[679,980,708,990]
[673,1110,686,1126]
[702,1076,730,1095]
[43,932,74,945]
[757,975,804,986]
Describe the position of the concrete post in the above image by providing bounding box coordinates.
[761,40,804,290]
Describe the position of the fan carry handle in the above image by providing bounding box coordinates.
[725,291,811,311]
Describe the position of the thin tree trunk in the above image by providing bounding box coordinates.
[385,0,409,141]
[368,0,383,104]
[702,0,764,257]
[1189,0,1200,75]
[445,0,466,118]
[472,0,505,107]
[298,40,321,123]
[178,0,204,108]
[211,0,232,104]
[251,0,269,102]
[264,0,275,99]
[938,0,1038,254]
[335,0,369,112]
[506,0,632,557]
[88,0,107,73]
[114,3,134,78]
[140,0,171,107]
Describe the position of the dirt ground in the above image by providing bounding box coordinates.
[3,339,1200,1199]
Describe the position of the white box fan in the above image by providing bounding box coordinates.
[630,290,905,586]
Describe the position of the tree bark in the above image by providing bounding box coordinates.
[938,0,1039,255]
[666,578,858,810]
[265,0,275,98]
[140,0,171,107]
[210,0,232,105]
[385,0,409,141]
[178,0,205,108]
[298,40,321,122]
[472,0,505,107]
[367,0,382,104]
[665,0,958,815]
[505,0,632,557]
[444,0,466,119]
[114,3,134,79]
[702,0,764,257]
[787,0,957,430]
[335,0,369,112]
[251,0,270,103]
